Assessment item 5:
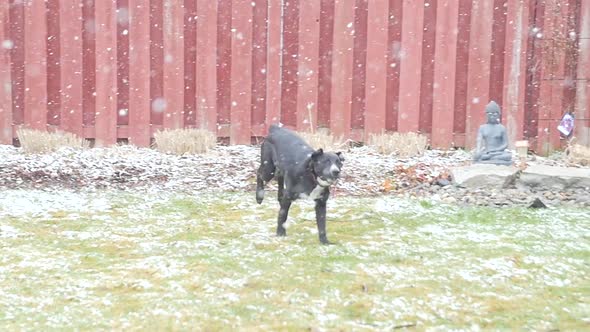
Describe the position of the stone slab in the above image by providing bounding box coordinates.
[517,165,590,191]
[450,164,518,189]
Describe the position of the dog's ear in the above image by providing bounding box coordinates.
[311,148,324,160]
[336,151,345,162]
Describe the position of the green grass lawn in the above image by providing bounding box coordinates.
[0,190,589,330]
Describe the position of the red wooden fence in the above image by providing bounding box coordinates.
[0,0,588,153]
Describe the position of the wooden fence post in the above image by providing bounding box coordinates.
[95,0,118,146]
[364,0,389,138]
[162,0,185,131]
[265,0,282,131]
[60,0,84,139]
[230,0,253,144]
[24,0,47,131]
[296,0,321,133]
[575,0,590,145]
[0,1,12,144]
[196,0,217,133]
[502,0,531,148]
[329,0,355,138]
[431,0,459,149]
[464,0,494,148]
[250,0,267,136]
[537,0,569,154]
[398,0,425,133]
[128,0,151,146]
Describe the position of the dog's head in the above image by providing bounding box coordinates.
[309,149,345,187]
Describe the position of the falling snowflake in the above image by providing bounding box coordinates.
[152,98,167,113]
[2,40,14,50]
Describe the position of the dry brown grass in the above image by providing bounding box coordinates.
[368,132,428,157]
[17,128,89,154]
[153,128,217,155]
[566,143,590,166]
[297,128,345,151]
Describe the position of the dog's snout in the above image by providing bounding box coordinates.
[329,164,340,177]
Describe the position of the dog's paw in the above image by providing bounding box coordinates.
[276,227,286,237]
[256,189,265,204]
[320,238,335,245]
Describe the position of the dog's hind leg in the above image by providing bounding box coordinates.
[276,197,291,237]
[277,176,284,202]
[256,142,276,204]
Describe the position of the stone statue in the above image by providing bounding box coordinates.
[473,101,513,165]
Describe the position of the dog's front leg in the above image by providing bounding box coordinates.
[315,199,333,245]
[277,197,291,237]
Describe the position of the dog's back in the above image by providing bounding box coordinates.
[265,125,314,170]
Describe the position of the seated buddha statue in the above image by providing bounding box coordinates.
[473,101,513,165]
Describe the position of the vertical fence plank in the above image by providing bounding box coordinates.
[230,0,253,144]
[9,3,24,130]
[431,0,459,149]
[24,0,47,130]
[489,0,507,105]
[162,0,184,130]
[250,0,267,136]
[150,0,164,128]
[82,1,96,129]
[128,0,151,146]
[540,2,558,154]
[364,0,389,136]
[183,0,196,127]
[464,0,494,148]
[418,1,437,135]
[60,0,83,138]
[95,0,118,146]
[265,0,282,128]
[0,1,12,144]
[536,2,552,154]
[502,0,530,148]
[216,0,231,131]
[452,0,472,145]
[536,0,566,154]
[385,0,403,132]
[196,0,217,132]
[562,0,579,112]
[46,0,60,128]
[398,0,424,133]
[296,0,320,132]
[317,0,335,129]
[329,0,355,138]
[116,0,130,127]
[549,2,570,150]
[523,2,542,145]
[350,0,367,138]
[575,0,590,145]
[280,0,299,128]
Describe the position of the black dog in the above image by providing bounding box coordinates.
[256,125,344,244]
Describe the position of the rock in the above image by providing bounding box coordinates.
[450,164,519,189]
[575,195,590,205]
[443,196,457,204]
[517,165,590,191]
[528,198,547,209]
[436,178,451,187]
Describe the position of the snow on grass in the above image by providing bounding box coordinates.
[0,189,588,330]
